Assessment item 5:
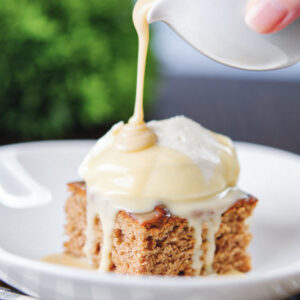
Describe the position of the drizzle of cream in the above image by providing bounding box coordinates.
[84,190,118,272]
[203,214,222,275]
[164,188,245,275]
[188,219,203,275]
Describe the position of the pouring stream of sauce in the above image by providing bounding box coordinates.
[42,0,243,276]
[115,0,157,152]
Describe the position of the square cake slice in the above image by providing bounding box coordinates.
[64,181,257,276]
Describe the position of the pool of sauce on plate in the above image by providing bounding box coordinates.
[41,254,94,270]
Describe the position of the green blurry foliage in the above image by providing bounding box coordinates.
[0,0,156,140]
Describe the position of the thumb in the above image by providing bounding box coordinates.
[245,0,300,34]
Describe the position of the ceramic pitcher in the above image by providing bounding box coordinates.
[147,0,300,70]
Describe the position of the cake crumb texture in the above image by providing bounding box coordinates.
[64,182,257,275]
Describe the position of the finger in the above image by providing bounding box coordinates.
[245,0,300,34]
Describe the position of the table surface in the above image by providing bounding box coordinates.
[1,75,300,299]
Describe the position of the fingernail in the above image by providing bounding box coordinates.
[245,0,288,33]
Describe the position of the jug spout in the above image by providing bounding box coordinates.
[147,0,300,71]
[147,0,168,23]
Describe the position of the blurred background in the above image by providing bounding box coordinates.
[0,0,299,157]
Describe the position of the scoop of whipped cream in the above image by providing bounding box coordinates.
[148,116,239,185]
[79,116,239,207]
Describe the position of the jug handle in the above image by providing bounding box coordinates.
[0,149,51,208]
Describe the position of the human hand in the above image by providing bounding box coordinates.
[245,0,300,33]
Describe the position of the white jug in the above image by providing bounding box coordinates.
[147,0,300,70]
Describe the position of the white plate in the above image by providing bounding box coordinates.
[0,141,299,300]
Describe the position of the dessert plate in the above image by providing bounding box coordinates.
[0,140,299,300]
